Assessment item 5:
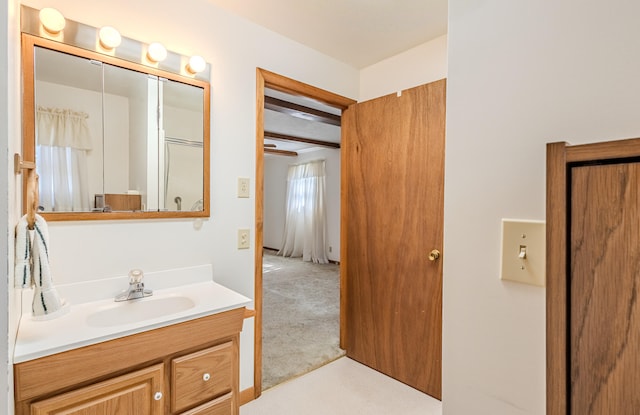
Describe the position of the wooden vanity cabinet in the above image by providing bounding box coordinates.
[14,307,245,415]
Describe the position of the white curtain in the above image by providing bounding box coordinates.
[278,159,328,264]
[36,107,92,212]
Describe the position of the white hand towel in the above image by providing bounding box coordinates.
[14,215,32,288]
[15,214,68,318]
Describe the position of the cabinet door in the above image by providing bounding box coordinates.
[30,364,164,415]
[172,342,233,413]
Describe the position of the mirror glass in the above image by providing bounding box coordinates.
[27,38,209,219]
[161,79,204,212]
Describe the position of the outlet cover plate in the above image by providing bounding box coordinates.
[238,178,250,198]
[238,229,250,249]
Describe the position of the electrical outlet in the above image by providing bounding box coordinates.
[238,178,250,198]
[238,229,250,249]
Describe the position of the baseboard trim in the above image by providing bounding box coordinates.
[239,386,256,406]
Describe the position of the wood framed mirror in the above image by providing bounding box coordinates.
[22,33,210,221]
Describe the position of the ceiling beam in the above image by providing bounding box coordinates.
[264,131,340,149]
[264,96,341,126]
[265,148,298,157]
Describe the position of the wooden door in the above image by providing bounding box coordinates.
[571,161,640,413]
[342,79,445,399]
[547,139,640,414]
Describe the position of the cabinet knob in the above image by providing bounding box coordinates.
[154,392,163,401]
[428,249,441,261]
[203,373,211,381]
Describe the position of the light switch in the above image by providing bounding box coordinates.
[500,219,545,287]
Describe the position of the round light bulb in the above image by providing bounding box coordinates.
[147,42,167,63]
[99,26,122,50]
[39,8,66,34]
[186,55,206,74]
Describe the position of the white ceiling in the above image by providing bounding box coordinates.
[205,0,448,69]
[206,0,448,156]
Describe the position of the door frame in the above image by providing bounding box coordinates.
[253,68,356,397]
[546,137,640,414]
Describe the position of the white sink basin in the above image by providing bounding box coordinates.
[86,295,196,327]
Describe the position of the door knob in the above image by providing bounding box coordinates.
[428,249,441,261]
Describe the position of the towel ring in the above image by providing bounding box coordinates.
[15,154,38,230]
[26,169,39,230]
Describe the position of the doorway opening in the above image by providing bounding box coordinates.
[254,69,356,396]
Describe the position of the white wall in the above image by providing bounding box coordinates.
[15,0,358,396]
[263,155,288,250]
[3,0,21,413]
[443,1,640,413]
[263,148,341,262]
[359,34,447,102]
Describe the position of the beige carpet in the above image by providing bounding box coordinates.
[262,250,345,390]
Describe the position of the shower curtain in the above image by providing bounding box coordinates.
[278,159,328,264]
[36,107,92,212]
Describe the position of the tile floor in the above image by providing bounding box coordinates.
[240,357,442,415]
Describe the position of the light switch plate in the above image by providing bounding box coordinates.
[500,219,545,287]
[238,178,250,198]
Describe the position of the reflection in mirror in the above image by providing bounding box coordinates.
[25,34,209,219]
[102,62,158,212]
[35,47,103,212]
[162,79,204,212]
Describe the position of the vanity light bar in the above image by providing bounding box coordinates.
[22,5,210,81]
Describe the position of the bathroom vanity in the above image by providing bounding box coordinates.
[13,267,251,415]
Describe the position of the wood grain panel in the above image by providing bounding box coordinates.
[30,364,163,415]
[566,137,640,163]
[344,80,445,398]
[172,342,233,413]
[103,194,142,211]
[546,142,568,415]
[570,162,640,413]
[180,392,232,415]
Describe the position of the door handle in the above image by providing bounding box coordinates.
[428,249,441,261]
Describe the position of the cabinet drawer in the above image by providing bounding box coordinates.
[179,392,232,415]
[172,342,233,413]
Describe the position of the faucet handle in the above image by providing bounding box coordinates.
[128,269,144,284]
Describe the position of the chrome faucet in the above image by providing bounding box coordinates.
[115,269,153,301]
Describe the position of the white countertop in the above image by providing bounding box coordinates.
[14,265,252,363]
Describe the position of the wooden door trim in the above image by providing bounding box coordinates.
[546,137,640,414]
[254,68,355,398]
[546,141,569,415]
